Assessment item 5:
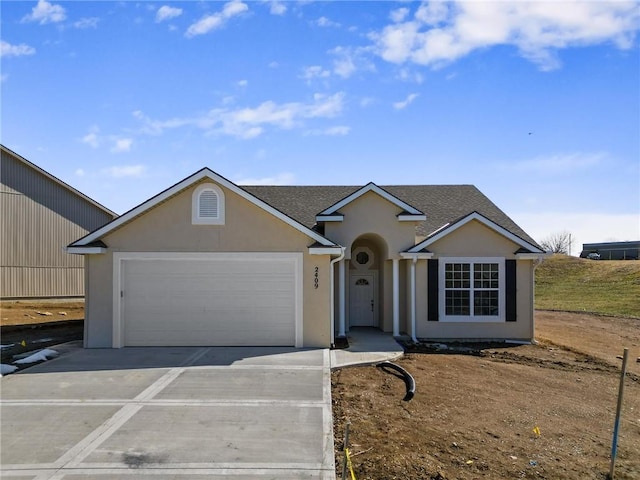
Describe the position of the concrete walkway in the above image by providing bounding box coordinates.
[1,346,335,479]
[330,328,404,369]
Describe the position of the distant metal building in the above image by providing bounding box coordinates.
[580,241,640,260]
[1,145,117,298]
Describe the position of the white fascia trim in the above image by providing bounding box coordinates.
[398,214,427,221]
[408,212,544,254]
[318,183,423,216]
[400,252,433,260]
[315,215,344,222]
[66,246,106,255]
[309,247,344,255]
[71,169,337,248]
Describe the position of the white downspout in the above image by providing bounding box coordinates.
[338,258,346,337]
[330,247,346,347]
[410,256,418,343]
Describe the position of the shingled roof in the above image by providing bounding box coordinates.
[242,184,540,248]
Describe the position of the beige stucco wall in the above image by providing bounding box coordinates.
[324,191,417,259]
[84,180,332,348]
[326,191,418,333]
[415,219,535,341]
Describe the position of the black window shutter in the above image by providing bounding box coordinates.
[505,259,517,322]
[428,259,439,321]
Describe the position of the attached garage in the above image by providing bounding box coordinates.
[113,252,303,348]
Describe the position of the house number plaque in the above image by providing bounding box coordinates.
[314,266,319,289]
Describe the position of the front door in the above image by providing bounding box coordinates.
[350,273,376,327]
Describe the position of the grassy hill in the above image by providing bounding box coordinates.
[535,254,640,318]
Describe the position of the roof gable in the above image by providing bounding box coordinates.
[407,211,544,254]
[317,182,424,217]
[69,168,337,248]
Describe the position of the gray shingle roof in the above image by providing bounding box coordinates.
[242,184,540,249]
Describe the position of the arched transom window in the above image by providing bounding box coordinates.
[192,183,225,225]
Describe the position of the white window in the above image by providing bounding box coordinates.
[192,183,225,225]
[439,257,504,322]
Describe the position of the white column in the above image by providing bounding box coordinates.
[338,258,346,337]
[410,258,417,342]
[392,258,400,336]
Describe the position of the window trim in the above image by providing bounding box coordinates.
[439,257,505,322]
[192,183,225,225]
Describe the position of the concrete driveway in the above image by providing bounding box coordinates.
[1,345,335,479]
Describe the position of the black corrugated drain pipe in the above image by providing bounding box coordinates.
[376,361,415,401]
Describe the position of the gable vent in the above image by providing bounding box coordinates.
[199,190,219,218]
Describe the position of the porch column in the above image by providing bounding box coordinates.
[392,258,400,336]
[410,257,417,342]
[338,258,346,337]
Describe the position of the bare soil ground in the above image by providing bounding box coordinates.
[333,312,640,480]
[0,300,84,364]
[3,302,639,479]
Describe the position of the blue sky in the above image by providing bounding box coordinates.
[2,0,639,252]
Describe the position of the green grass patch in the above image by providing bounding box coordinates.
[535,254,640,318]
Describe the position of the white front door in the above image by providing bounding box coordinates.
[349,273,376,327]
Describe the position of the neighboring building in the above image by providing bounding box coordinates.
[580,241,640,260]
[68,168,547,349]
[1,145,117,298]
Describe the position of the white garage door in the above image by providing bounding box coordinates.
[120,253,301,347]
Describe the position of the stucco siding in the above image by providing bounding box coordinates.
[1,147,114,298]
[85,180,331,348]
[324,191,416,259]
[85,252,114,348]
[415,220,535,341]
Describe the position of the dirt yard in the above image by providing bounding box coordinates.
[2,302,639,478]
[0,300,84,364]
[333,312,640,480]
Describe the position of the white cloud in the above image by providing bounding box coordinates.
[80,127,101,148]
[156,5,183,23]
[101,165,146,178]
[185,0,248,38]
[372,1,640,70]
[300,65,331,82]
[304,125,351,136]
[237,79,248,87]
[393,93,419,110]
[0,74,8,83]
[235,172,295,185]
[81,132,100,148]
[22,0,66,24]
[268,1,286,16]
[329,46,375,79]
[1,40,36,58]
[390,7,410,23]
[268,61,279,68]
[75,168,85,177]
[74,17,99,29]
[317,16,340,28]
[514,212,640,255]
[133,92,345,139]
[110,138,133,153]
[503,152,606,174]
